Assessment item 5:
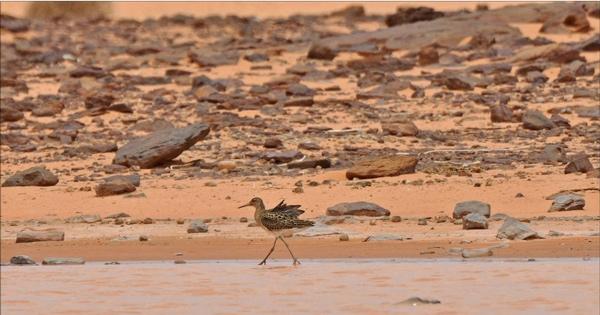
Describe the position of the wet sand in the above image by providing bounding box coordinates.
[2,259,599,315]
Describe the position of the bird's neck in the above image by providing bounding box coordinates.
[254,201,266,224]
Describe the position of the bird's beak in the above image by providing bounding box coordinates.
[238,203,251,209]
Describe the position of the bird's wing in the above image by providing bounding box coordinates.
[260,211,314,231]
[270,200,304,217]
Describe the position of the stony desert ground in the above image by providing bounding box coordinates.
[0,2,599,265]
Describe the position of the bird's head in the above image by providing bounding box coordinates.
[238,197,265,210]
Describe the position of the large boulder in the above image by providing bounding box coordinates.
[564,153,594,174]
[453,201,491,219]
[95,178,136,197]
[522,110,555,130]
[326,202,390,217]
[113,123,210,168]
[346,155,417,180]
[2,166,59,187]
[462,213,489,230]
[549,194,585,211]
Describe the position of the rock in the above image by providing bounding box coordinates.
[113,123,210,168]
[287,158,331,169]
[439,73,476,91]
[390,215,402,222]
[187,219,208,233]
[10,255,36,265]
[418,218,428,225]
[32,101,64,117]
[461,247,493,258]
[0,105,24,122]
[283,97,314,107]
[564,153,594,174]
[105,212,130,219]
[327,201,390,217]
[346,155,417,180]
[189,50,239,67]
[453,200,491,219]
[139,235,148,242]
[418,46,439,65]
[339,233,350,241]
[525,71,548,84]
[497,217,542,240]
[2,166,59,187]
[0,15,30,32]
[298,142,321,150]
[522,110,555,130]
[263,138,283,148]
[381,122,419,136]
[541,144,567,163]
[84,93,115,112]
[65,214,102,224]
[577,33,600,51]
[363,234,403,241]
[42,257,85,265]
[397,297,441,305]
[217,160,236,171]
[549,194,585,211]
[490,104,514,122]
[262,150,303,164]
[287,83,315,97]
[244,53,269,62]
[239,217,248,223]
[103,174,141,187]
[385,7,444,27]
[550,114,570,128]
[16,230,64,243]
[462,213,489,230]
[307,43,337,60]
[95,178,136,197]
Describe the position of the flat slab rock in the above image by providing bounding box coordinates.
[327,201,390,217]
[497,217,543,240]
[453,200,491,219]
[113,123,210,168]
[2,166,59,187]
[42,257,85,265]
[346,155,417,180]
[10,255,37,265]
[549,194,585,212]
[16,230,65,243]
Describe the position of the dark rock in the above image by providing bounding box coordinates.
[69,66,108,78]
[283,97,314,107]
[564,153,594,174]
[397,297,441,305]
[287,158,331,169]
[522,110,555,130]
[385,6,444,27]
[550,114,570,128]
[453,200,491,219]
[113,123,210,168]
[307,44,337,60]
[287,83,315,97]
[263,138,283,149]
[0,104,24,122]
[418,46,439,66]
[462,213,489,230]
[85,93,115,112]
[490,104,514,122]
[298,142,321,150]
[187,219,208,233]
[2,166,59,187]
[0,15,30,32]
[107,103,133,113]
[575,106,600,119]
[262,150,303,164]
[10,255,36,265]
[42,257,85,265]
[103,174,141,187]
[327,201,390,217]
[497,217,542,240]
[549,194,585,211]
[16,230,64,243]
[105,212,131,219]
[346,155,417,180]
[244,53,269,62]
[95,178,136,197]
[577,33,600,51]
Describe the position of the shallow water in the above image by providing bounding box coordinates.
[1,259,599,315]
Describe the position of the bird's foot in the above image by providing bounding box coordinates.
[258,260,267,265]
[293,259,301,265]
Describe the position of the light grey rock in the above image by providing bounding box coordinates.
[549,194,585,211]
[42,257,85,265]
[16,230,64,243]
[497,217,542,240]
[327,201,390,217]
[187,219,208,233]
[10,255,36,265]
[453,200,491,219]
[461,247,493,258]
[65,214,102,224]
[462,213,489,230]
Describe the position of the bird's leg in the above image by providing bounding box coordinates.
[258,237,278,265]
[278,236,301,265]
